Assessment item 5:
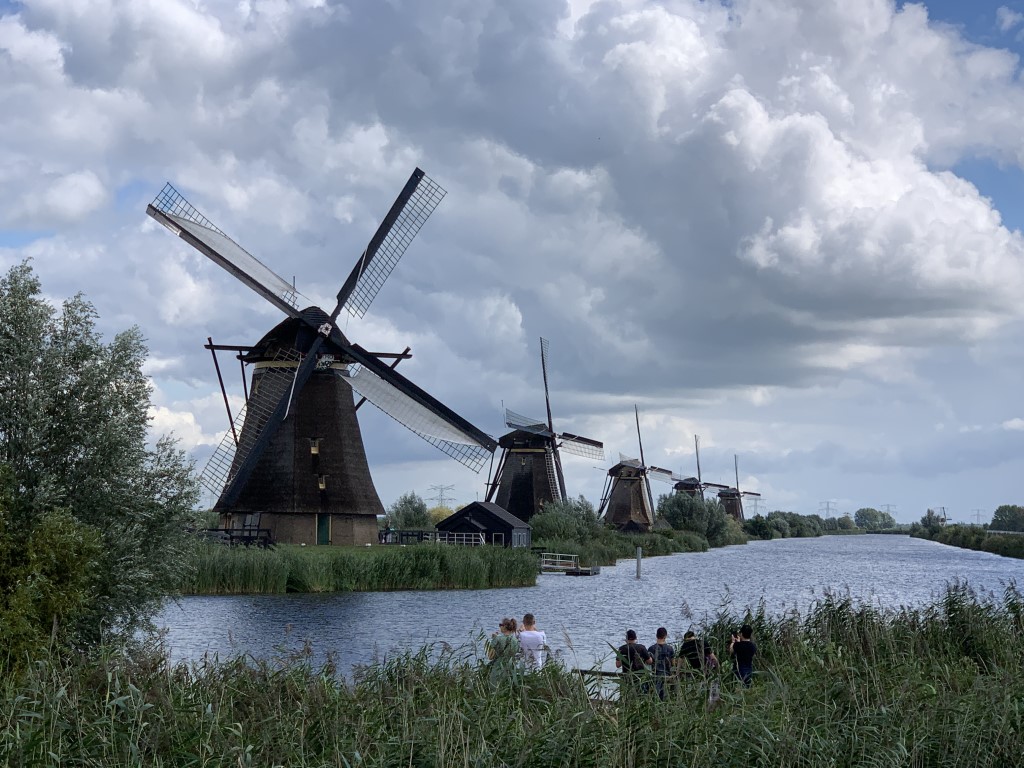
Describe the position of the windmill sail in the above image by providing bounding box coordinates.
[337,169,446,318]
[557,432,604,460]
[147,184,302,317]
[647,466,676,484]
[199,347,301,497]
[339,364,492,472]
[505,408,551,435]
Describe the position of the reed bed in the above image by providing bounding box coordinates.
[3,583,1022,766]
[918,524,1024,559]
[179,542,540,595]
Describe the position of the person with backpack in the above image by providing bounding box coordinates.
[615,629,652,699]
[649,627,675,700]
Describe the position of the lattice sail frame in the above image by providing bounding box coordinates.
[648,466,676,484]
[339,364,491,472]
[150,184,301,310]
[504,408,551,435]
[199,348,301,496]
[558,433,604,460]
[341,174,446,318]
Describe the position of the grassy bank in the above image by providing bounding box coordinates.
[179,542,539,594]
[3,584,1023,766]
[913,523,1024,559]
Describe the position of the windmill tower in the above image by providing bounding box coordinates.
[146,169,497,547]
[598,406,666,533]
[485,338,604,521]
[673,435,730,499]
[716,454,761,522]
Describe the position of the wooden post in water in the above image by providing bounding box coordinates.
[636,546,642,579]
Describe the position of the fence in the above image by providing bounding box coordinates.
[384,530,486,546]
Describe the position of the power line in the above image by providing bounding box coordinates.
[819,501,837,518]
[428,484,456,508]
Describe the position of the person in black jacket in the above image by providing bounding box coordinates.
[616,629,652,698]
[729,623,757,687]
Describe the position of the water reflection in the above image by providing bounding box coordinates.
[156,535,1024,678]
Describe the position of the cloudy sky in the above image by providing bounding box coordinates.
[3,0,1024,524]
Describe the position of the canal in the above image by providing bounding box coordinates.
[156,535,1024,677]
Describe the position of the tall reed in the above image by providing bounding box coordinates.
[180,542,539,595]
[4,583,1023,766]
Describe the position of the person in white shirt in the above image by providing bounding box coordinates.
[517,613,547,669]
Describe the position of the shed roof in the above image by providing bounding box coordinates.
[446,501,531,530]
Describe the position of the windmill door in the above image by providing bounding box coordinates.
[316,514,331,545]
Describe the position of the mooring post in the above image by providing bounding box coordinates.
[636,546,642,579]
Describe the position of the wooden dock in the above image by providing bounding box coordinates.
[539,553,600,576]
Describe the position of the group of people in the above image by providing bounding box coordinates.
[486,613,548,681]
[616,624,757,700]
[484,614,757,700]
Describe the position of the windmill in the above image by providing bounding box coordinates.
[598,406,669,533]
[715,454,761,522]
[673,434,730,499]
[146,168,497,547]
[485,337,604,521]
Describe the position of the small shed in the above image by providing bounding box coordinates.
[435,502,532,548]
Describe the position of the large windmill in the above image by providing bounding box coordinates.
[146,168,497,547]
[485,337,604,522]
[598,407,668,533]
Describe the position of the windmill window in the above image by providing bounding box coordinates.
[317,475,327,490]
[310,438,320,455]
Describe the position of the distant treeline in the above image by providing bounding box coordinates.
[910,505,1024,560]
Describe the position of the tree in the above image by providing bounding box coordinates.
[530,496,600,544]
[743,514,773,540]
[0,262,200,664]
[836,514,855,530]
[428,505,454,524]
[854,507,883,530]
[991,505,1024,532]
[920,508,943,536]
[387,492,432,529]
[656,493,733,547]
[766,512,791,538]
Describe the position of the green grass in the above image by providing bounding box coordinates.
[2,583,1023,766]
[914,524,1024,559]
[179,542,539,594]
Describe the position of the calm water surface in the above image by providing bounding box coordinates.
[156,535,1024,677]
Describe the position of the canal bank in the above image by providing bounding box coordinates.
[157,534,1024,677]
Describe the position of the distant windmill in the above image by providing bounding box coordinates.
[672,435,730,499]
[485,337,604,521]
[146,168,497,546]
[598,406,667,533]
[716,454,761,522]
